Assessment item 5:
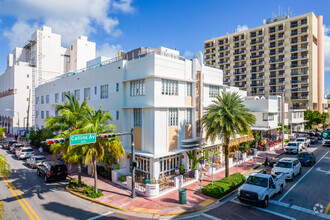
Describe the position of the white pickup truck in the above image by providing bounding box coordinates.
[295,137,310,149]
[237,173,286,207]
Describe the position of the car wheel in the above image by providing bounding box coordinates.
[44,176,48,183]
[37,169,40,176]
[278,185,283,194]
[263,197,269,208]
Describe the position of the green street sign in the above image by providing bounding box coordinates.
[69,133,96,146]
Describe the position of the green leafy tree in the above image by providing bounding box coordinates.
[0,127,6,141]
[0,154,10,176]
[80,106,124,193]
[304,110,327,129]
[45,93,89,187]
[202,92,256,177]
[277,123,290,134]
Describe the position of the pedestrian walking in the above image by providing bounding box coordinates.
[38,146,43,154]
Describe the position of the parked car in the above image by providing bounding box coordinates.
[4,140,17,150]
[15,147,35,160]
[37,161,68,183]
[237,173,286,207]
[284,141,303,154]
[26,156,46,168]
[297,152,316,166]
[10,143,24,154]
[295,137,310,148]
[307,137,318,145]
[323,136,330,147]
[271,158,302,180]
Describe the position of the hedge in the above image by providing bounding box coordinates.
[68,179,103,198]
[202,173,246,199]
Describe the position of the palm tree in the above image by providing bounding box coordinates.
[0,154,10,176]
[45,93,88,186]
[202,92,256,177]
[80,106,124,193]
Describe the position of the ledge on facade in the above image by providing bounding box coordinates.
[251,126,280,131]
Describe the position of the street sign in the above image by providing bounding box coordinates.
[69,133,96,146]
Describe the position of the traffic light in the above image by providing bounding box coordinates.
[46,138,66,145]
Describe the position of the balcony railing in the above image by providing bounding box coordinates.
[233,64,246,68]
[291,54,309,60]
[269,58,285,63]
[290,63,309,68]
[250,83,264,87]
[205,44,214,48]
[250,54,264,59]
[250,75,264,80]
[291,79,309,84]
[269,89,283,93]
[250,61,264,66]
[234,77,246,82]
[250,39,264,45]
[234,72,246,75]
[269,51,284,56]
[269,35,284,41]
[269,66,284,70]
[291,70,308,76]
[290,30,308,36]
[251,69,264,73]
[291,96,309,100]
[269,42,284,48]
[269,81,285,86]
[251,90,265,95]
[290,38,308,44]
[270,74,284,78]
[233,50,246,55]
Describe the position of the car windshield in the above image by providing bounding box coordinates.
[22,149,33,152]
[298,153,310,158]
[35,157,45,161]
[246,176,268,188]
[276,162,292,168]
[287,143,297,146]
[296,139,304,142]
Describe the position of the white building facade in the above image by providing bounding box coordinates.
[0,26,95,134]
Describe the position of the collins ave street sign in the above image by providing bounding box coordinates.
[69,133,96,146]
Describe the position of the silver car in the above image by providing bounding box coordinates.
[15,147,35,160]
[26,156,46,168]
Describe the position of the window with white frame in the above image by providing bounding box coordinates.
[61,92,65,102]
[41,111,44,119]
[186,109,192,124]
[36,97,39,105]
[46,111,49,118]
[74,89,80,100]
[55,93,59,103]
[84,88,90,100]
[41,96,44,104]
[100,85,108,99]
[263,113,268,121]
[46,95,49,104]
[159,154,182,176]
[116,111,119,120]
[116,83,119,92]
[130,80,145,96]
[169,108,178,126]
[293,112,297,119]
[36,111,38,118]
[187,82,192,96]
[162,79,178,95]
[94,86,97,95]
[134,109,142,127]
[209,85,219,98]
[299,112,303,118]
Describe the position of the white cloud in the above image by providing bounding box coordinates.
[183,50,193,58]
[3,20,38,49]
[324,25,330,71]
[96,43,122,58]
[236,25,249,32]
[0,0,134,48]
[112,0,135,13]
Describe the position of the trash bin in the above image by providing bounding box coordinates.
[178,188,187,204]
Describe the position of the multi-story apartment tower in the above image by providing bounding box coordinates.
[204,12,326,113]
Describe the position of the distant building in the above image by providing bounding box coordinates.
[204,12,327,113]
[0,26,95,134]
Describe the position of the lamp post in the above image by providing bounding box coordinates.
[199,158,204,191]
[130,128,136,199]
[281,88,298,149]
[6,109,19,133]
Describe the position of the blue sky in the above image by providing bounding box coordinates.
[0,0,329,93]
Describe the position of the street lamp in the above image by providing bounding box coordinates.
[281,88,298,149]
[6,109,19,133]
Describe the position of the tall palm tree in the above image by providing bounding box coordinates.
[202,92,256,177]
[45,93,88,186]
[0,154,10,176]
[80,106,124,193]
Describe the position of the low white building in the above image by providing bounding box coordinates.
[35,47,248,195]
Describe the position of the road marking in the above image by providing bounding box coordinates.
[1,174,41,220]
[201,213,222,220]
[278,150,329,202]
[86,211,113,220]
[270,200,330,219]
[230,199,296,220]
[316,167,330,174]
[0,174,35,220]
[325,202,330,215]
[199,199,216,207]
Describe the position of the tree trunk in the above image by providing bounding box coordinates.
[94,158,98,193]
[78,161,82,187]
[224,140,230,177]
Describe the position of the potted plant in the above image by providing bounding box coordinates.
[120,175,125,182]
[179,165,185,175]
[116,164,120,170]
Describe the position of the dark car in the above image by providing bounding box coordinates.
[4,140,17,150]
[297,152,316,166]
[26,155,46,168]
[307,137,318,145]
[37,161,68,183]
[10,143,24,154]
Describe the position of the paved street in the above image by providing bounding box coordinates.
[178,142,330,220]
[0,148,149,220]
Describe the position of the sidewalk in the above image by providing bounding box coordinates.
[69,146,284,216]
